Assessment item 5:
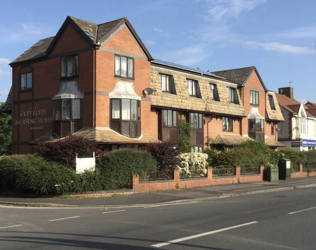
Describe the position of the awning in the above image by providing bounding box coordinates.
[109,81,141,100]
[52,81,84,100]
[211,133,252,146]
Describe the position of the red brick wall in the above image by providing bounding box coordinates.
[206,116,241,140]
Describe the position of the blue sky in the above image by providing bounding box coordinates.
[0,0,316,104]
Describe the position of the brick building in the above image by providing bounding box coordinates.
[7,16,284,154]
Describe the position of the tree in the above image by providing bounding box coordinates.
[0,102,12,155]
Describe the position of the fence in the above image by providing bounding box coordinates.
[133,165,265,192]
[291,163,316,178]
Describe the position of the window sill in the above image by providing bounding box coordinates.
[20,89,32,93]
[114,75,134,81]
[60,75,79,81]
[162,92,176,96]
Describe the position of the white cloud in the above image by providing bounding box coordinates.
[145,40,154,45]
[246,41,314,54]
[206,0,267,23]
[0,58,10,65]
[0,69,11,77]
[153,27,164,33]
[277,27,316,39]
[21,23,43,35]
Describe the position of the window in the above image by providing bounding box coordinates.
[21,72,32,91]
[53,99,82,121]
[250,91,259,105]
[300,117,307,135]
[61,55,78,78]
[187,79,198,96]
[160,74,170,92]
[271,122,274,135]
[269,95,276,110]
[191,146,203,153]
[248,118,264,141]
[110,99,141,138]
[115,55,134,78]
[163,110,177,127]
[222,117,233,132]
[227,87,239,104]
[190,113,203,129]
[210,83,220,101]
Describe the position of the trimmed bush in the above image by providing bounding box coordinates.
[36,134,101,170]
[147,141,180,179]
[0,154,76,194]
[97,149,157,189]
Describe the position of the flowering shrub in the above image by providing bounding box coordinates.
[179,152,208,177]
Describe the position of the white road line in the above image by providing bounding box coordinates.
[49,216,80,222]
[288,206,316,215]
[152,221,258,248]
[0,224,22,230]
[102,210,125,214]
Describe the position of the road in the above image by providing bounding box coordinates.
[1,187,316,249]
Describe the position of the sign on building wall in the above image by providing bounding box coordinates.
[291,141,301,147]
[302,139,316,147]
[15,108,52,130]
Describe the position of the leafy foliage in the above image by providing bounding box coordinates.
[0,102,11,155]
[178,119,192,153]
[179,152,208,176]
[97,149,157,189]
[36,134,101,170]
[0,154,76,194]
[146,141,180,179]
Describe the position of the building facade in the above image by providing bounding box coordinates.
[7,16,284,154]
[276,87,316,151]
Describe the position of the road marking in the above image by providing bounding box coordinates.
[0,224,22,230]
[288,206,316,215]
[49,216,80,222]
[102,210,125,214]
[152,221,258,248]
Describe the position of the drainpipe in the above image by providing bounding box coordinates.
[93,42,101,128]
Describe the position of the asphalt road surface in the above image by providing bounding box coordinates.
[1,187,316,249]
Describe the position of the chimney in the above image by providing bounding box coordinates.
[278,87,293,99]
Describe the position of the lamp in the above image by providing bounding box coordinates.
[143,88,154,95]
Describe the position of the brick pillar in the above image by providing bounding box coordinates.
[260,165,264,181]
[299,164,303,173]
[133,174,139,192]
[207,167,213,181]
[174,168,180,189]
[236,166,241,183]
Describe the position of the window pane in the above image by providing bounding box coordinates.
[27,73,32,89]
[199,114,203,129]
[161,75,166,91]
[66,57,73,77]
[122,99,130,120]
[199,147,202,153]
[74,56,78,75]
[250,91,253,104]
[72,99,81,119]
[128,58,133,78]
[192,81,196,96]
[166,76,170,91]
[62,99,71,120]
[210,84,214,99]
[21,74,26,90]
[112,100,120,119]
[173,111,177,127]
[61,57,66,77]
[131,100,137,120]
[163,110,168,126]
[54,100,61,120]
[191,113,198,128]
[168,110,172,127]
[137,101,141,120]
[115,56,120,75]
[121,57,127,77]
[188,80,192,95]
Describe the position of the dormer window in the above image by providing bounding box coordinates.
[269,95,276,110]
[227,87,239,104]
[61,55,78,78]
[187,79,201,98]
[210,83,220,101]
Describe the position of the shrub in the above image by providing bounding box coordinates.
[97,149,157,189]
[0,154,76,194]
[179,152,208,176]
[71,169,107,192]
[36,134,101,170]
[147,141,180,179]
[178,119,192,153]
[280,149,304,165]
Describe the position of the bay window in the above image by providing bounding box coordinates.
[110,99,141,138]
[248,118,264,141]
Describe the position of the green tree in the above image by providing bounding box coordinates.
[0,102,11,155]
[178,119,192,153]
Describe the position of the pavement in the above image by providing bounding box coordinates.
[1,177,316,208]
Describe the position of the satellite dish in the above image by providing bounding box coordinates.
[143,88,154,95]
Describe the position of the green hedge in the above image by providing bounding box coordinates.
[97,149,157,189]
[0,154,76,194]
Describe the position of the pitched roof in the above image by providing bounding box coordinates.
[212,66,267,91]
[10,16,152,65]
[306,101,316,106]
[275,93,301,114]
[265,138,286,147]
[211,133,251,146]
[266,92,284,121]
